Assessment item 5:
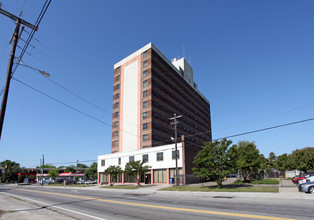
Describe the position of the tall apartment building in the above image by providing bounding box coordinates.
[111,43,211,153]
[98,43,211,185]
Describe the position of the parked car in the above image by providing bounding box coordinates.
[85,179,97,184]
[76,180,85,184]
[298,176,314,184]
[292,173,314,184]
[298,181,314,194]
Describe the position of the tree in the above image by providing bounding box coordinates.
[124,160,151,185]
[77,163,89,168]
[48,168,59,181]
[276,153,290,171]
[64,165,75,173]
[36,164,56,169]
[193,139,234,188]
[0,160,20,183]
[230,141,263,181]
[288,147,314,172]
[85,162,97,179]
[104,165,123,185]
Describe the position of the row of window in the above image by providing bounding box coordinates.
[152,58,210,113]
[100,150,179,167]
[151,76,210,125]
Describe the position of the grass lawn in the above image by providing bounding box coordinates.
[48,184,96,187]
[100,185,141,189]
[159,185,279,193]
[233,179,279,185]
[101,185,148,189]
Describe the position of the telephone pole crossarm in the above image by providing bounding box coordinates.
[0,6,38,30]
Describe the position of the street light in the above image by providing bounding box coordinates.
[0,61,50,141]
[18,63,50,78]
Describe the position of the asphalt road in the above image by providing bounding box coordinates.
[0,184,313,220]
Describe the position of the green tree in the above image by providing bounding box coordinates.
[193,139,234,188]
[36,164,56,169]
[64,165,75,173]
[276,153,290,171]
[85,162,97,179]
[230,141,263,181]
[77,163,89,168]
[0,160,20,183]
[288,147,314,172]
[104,165,123,185]
[124,160,151,186]
[48,168,59,181]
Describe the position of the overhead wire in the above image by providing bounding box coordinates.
[11,76,314,152]
[11,77,140,138]
[0,0,51,96]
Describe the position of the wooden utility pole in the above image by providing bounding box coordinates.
[0,5,37,141]
[170,113,182,186]
[41,154,44,186]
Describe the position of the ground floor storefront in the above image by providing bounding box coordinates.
[98,168,183,185]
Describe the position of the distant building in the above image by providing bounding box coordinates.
[98,43,211,184]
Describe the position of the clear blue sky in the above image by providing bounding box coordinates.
[0,0,313,168]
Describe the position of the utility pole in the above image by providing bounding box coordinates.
[169,113,182,186]
[76,160,78,173]
[0,5,37,141]
[41,154,44,186]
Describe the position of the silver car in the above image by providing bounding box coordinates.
[298,181,314,194]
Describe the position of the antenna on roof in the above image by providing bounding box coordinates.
[183,44,185,58]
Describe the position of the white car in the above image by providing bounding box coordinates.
[299,175,314,184]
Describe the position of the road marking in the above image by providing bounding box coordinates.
[0,192,106,220]
[16,188,295,220]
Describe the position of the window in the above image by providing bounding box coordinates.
[143,101,148,108]
[101,160,105,166]
[114,111,119,118]
[143,90,148,97]
[153,134,159,141]
[142,51,148,58]
[143,112,148,119]
[114,121,119,128]
[172,150,180,160]
[115,75,120,81]
[114,102,119,108]
[114,131,119,137]
[143,80,148,87]
[114,141,119,147]
[115,84,120,90]
[157,152,163,161]
[143,123,148,130]
[115,93,120,99]
[143,134,148,141]
[118,157,121,165]
[129,156,134,162]
[143,60,148,67]
[142,154,148,162]
[143,70,148,77]
[142,145,149,149]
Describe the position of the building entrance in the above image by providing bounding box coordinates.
[145,174,151,184]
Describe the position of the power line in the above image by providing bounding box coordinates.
[11,0,51,76]
[11,77,139,138]
[212,117,314,141]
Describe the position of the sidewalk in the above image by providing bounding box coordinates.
[0,192,74,220]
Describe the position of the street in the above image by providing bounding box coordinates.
[0,184,313,220]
